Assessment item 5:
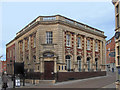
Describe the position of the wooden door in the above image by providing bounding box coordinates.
[44,61,54,80]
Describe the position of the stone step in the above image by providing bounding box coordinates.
[39,80,55,84]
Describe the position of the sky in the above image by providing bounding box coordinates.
[0,0,115,60]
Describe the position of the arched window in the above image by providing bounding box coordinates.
[87,57,90,71]
[77,56,81,72]
[66,55,71,71]
[95,58,98,71]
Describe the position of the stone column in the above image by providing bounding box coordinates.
[18,42,20,62]
[100,41,103,70]
[40,58,44,73]
[102,40,106,71]
[84,36,86,71]
[23,39,26,69]
[54,58,57,73]
[92,39,95,70]
[74,33,77,71]
[54,57,57,81]
[28,36,32,68]
[23,39,25,62]
[62,30,65,63]
[36,31,39,63]
[40,57,44,80]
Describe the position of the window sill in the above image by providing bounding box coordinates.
[41,43,57,45]
[66,45,71,47]
[87,49,91,51]
[77,47,82,49]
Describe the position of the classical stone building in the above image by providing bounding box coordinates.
[6,15,106,83]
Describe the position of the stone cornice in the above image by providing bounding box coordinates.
[15,20,106,40]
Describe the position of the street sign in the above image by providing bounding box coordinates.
[15,77,20,87]
[109,52,115,57]
[118,69,120,75]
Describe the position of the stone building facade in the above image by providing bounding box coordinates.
[6,15,106,83]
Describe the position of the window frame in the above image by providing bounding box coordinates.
[95,42,98,52]
[46,31,53,44]
[77,37,82,48]
[87,39,91,50]
[27,39,29,50]
[65,55,71,71]
[33,36,36,48]
[66,34,71,47]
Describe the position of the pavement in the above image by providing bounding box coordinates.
[19,71,116,88]
[0,71,117,89]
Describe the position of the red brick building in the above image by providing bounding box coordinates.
[0,61,7,73]
[106,36,115,71]
[6,41,15,75]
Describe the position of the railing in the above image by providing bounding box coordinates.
[43,17,56,21]
[16,15,104,36]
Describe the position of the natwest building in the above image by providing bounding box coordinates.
[6,15,106,83]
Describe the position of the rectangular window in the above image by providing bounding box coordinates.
[46,31,53,44]
[116,5,119,14]
[118,57,120,65]
[66,34,71,46]
[118,46,119,55]
[117,15,119,28]
[7,52,9,58]
[22,43,24,52]
[95,42,98,51]
[10,50,11,58]
[13,48,14,57]
[34,36,36,47]
[27,39,29,49]
[87,40,90,50]
[77,37,81,48]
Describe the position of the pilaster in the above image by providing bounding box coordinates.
[62,30,65,63]
[18,42,20,62]
[100,40,103,70]
[102,40,106,70]
[29,36,32,66]
[92,39,95,70]
[54,58,57,73]
[84,36,87,70]
[40,58,44,73]
[23,39,25,62]
[36,31,39,63]
[74,33,77,71]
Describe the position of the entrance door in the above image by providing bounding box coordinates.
[44,61,54,80]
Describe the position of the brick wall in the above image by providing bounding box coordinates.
[57,71,106,82]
